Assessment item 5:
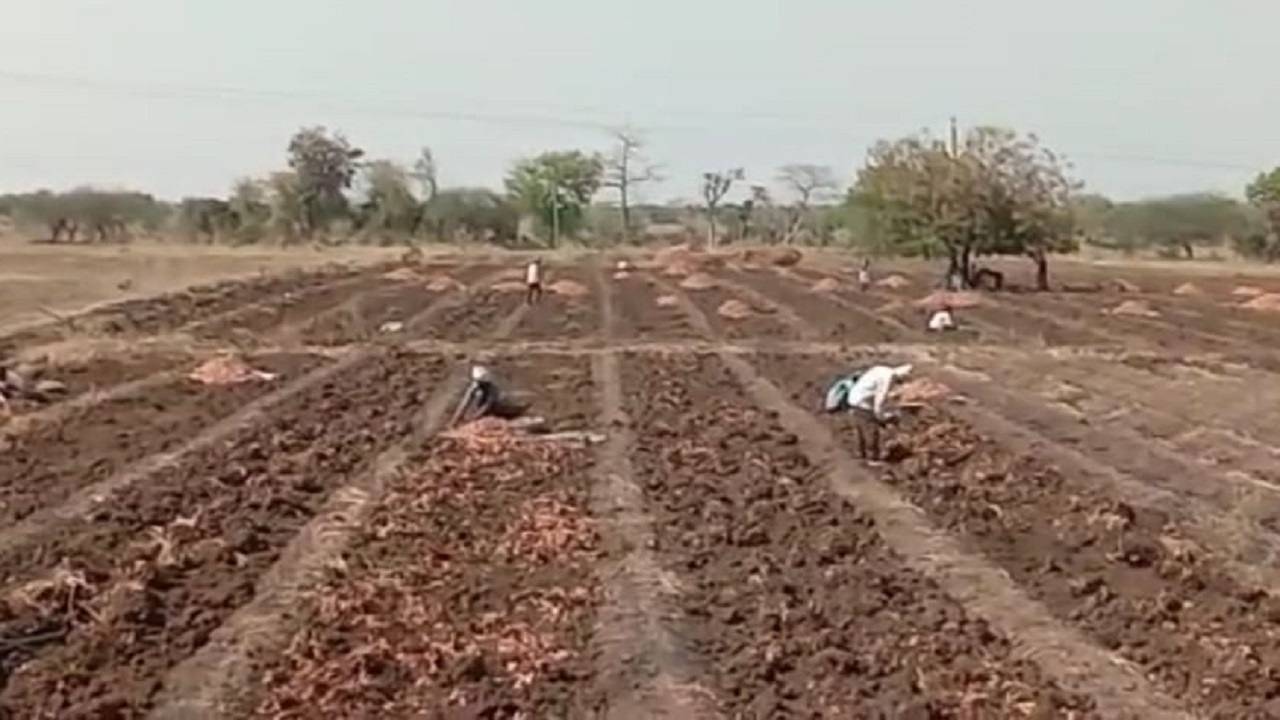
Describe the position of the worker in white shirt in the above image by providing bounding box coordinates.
[525,258,544,305]
[826,364,913,460]
[857,257,872,291]
[927,305,956,332]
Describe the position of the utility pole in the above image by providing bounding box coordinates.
[949,116,959,157]
[550,183,561,248]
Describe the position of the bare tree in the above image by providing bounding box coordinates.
[777,164,838,244]
[737,185,770,242]
[602,130,661,241]
[412,147,438,205]
[702,168,743,248]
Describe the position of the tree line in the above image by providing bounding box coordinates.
[2,124,1278,275]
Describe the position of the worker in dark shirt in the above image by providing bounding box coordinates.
[450,365,529,426]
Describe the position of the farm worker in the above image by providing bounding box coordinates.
[450,365,531,427]
[525,258,544,305]
[857,258,872,291]
[927,306,956,332]
[825,364,913,460]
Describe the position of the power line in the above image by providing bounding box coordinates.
[0,68,1270,174]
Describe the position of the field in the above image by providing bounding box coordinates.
[4,248,1280,718]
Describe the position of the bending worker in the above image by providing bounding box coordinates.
[825,364,912,460]
[450,365,530,426]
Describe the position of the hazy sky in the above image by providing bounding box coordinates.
[1,0,1276,203]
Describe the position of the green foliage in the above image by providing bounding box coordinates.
[504,150,603,246]
[853,126,1076,287]
[1102,194,1250,259]
[286,127,364,236]
[0,189,170,242]
[422,188,518,245]
[358,160,421,239]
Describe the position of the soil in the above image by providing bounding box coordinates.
[512,270,603,342]
[0,353,181,417]
[427,288,522,343]
[252,356,600,718]
[0,353,324,526]
[722,267,897,344]
[608,275,701,340]
[753,351,1280,719]
[679,285,794,341]
[623,352,1097,718]
[0,351,450,718]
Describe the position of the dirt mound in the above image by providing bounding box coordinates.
[491,281,526,293]
[811,278,840,293]
[661,260,696,277]
[1111,278,1141,293]
[655,295,679,308]
[914,290,983,310]
[766,247,803,267]
[679,272,717,290]
[612,271,631,280]
[548,280,590,298]
[893,378,951,404]
[1241,293,1280,312]
[876,274,911,289]
[1172,282,1204,296]
[425,275,465,292]
[187,354,279,385]
[381,267,420,282]
[1232,285,1265,297]
[1107,299,1160,318]
[716,299,753,320]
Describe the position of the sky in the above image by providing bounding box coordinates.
[1,0,1277,203]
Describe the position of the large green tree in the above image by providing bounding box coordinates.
[853,126,1076,289]
[1243,167,1280,261]
[505,150,603,246]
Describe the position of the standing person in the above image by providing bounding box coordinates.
[857,257,872,292]
[842,364,912,460]
[525,258,544,305]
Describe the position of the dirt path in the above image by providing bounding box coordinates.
[587,265,718,719]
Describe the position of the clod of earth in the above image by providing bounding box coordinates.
[766,247,802,267]
[548,280,590,298]
[655,295,679,308]
[378,321,405,333]
[679,273,717,291]
[1107,299,1160,318]
[612,271,630,280]
[716,299,753,320]
[1241,293,1280,312]
[188,354,279,385]
[876,274,911,289]
[1111,278,1141,293]
[1233,285,1266,297]
[1172,282,1203,296]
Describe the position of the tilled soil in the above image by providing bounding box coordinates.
[427,287,523,343]
[513,274,602,342]
[190,275,390,342]
[0,353,324,526]
[725,267,898,344]
[0,351,449,718]
[0,352,181,417]
[624,353,1095,717]
[299,283,441,345]
[755,352,1280,719]
[253,356,600,719]
[608,275,700,340]
[679,285,795,340]
[0,267,367,354]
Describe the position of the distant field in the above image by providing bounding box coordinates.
[0,240,397,332]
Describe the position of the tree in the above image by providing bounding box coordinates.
[505,150,603,246]
[1244,168,1280,261]
[602,129,661,241]
[736,185,770,242]
[227,178,270,243]
[702,168,743,248]
[286,127,364,236]
[777,164,838,244]
[423,188,518,245]
[265,171,307,242]
[1106,194,1249,260]
[854,126,1076,290]
[359,160,421,239]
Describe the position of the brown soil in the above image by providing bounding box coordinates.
[252,356,600,718]
[299,283,441,345]
[624,353,1096,717]
[724,268,896,343]
[427,289,522,343]
[0,353,323,526]
[0,351,449,718]
[512,272,602,342]
[754,352,1280,719]
[609,277,699,340]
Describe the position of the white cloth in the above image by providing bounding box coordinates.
[927,310,955,332]
[846,364,912,419]
[471,365,491,382]
[525,262,541,284]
